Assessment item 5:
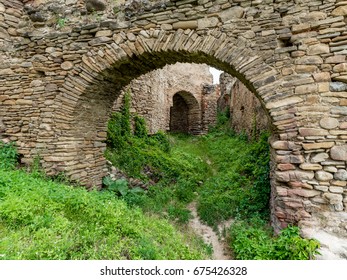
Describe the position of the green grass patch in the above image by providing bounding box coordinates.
[0,169,209,260]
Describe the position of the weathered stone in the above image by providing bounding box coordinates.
[333,63,347,73]
[331,106,347,115]
[299,128,328,136]
[334,169,347,181]
[333,75,347,83]
[331,180,347,187]
[330,145,347,161]
[300,163,322,171]
[86,0,106,12]
[325,55,346,64]
[272,141,288,150]
[319,117,339,129]
[330,82,347,92]
[219,6,244,22]
[288,181,313,189]
[172,21,198,30]
[266,97,303,109]
[295,65,317,73]
[61,61,74,70]
[340,122,347,129]
[276,155,305,164]
[95,30,112,37]
[314,185,329,192]
[15,99,33,106]
[29,12,46,22]
[323,193,343,204]
[295,84,317,95]
[88,36,112,46]
[307,44,330,55]
[288,189,321,198]
[278,163,296,171]
[331,6,347,16]
[295,56,323,65]
[311,153,329,163]
[276,170,314,182]
[315,171,334,181]
[198,17,219,29]
[329,186,344,194]
[161,24,173,30]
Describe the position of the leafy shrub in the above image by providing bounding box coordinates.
[103,176,145,197]
[0,142,18,170]
[229,219,320,260]
[134,115,148,138]
[147,131,170,153]
[106,91,132,149]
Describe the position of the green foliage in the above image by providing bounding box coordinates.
[0,142,18,170]
[56,17,66,28]
[196,130,271,226]
[229,219,320,260]
[134,115,148,138]
[103,176,145,198]
[106,91,132,149]
[104,96,318,259]
[0,169,209,260]
[147,131,170,153]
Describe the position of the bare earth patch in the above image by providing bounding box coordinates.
[188,202,233,260]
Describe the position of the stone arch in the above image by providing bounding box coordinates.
[169,91,201,134]
[3,0,347,256]
[55,31,278,182]
[50,29,289,230]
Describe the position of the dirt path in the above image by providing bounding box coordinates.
[188,202,233,260]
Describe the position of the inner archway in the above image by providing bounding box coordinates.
[170,91,201,134]
[170,93,189,134]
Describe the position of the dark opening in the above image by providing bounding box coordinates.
[170,93,189,133]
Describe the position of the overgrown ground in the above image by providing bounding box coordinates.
[0,94,320,259]
[104,94,320,260]
[0,143,209,260]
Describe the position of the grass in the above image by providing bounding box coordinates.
[105,103,320,260]
[0,102,320,260]
[0,143,210,260]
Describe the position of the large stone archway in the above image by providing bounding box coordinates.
[2,0,347,241]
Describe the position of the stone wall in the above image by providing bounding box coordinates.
[2,0,347,254]
[113,62,219,135]
[219,73,270,138]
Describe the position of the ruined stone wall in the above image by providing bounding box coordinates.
[219,73,270,138]
[3,0,347,254]
[113,62,218,135]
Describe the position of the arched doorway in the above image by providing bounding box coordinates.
[170,91,201,134]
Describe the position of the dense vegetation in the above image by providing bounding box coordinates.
[0,93,320,260]
[0,143,209,260]
[105,93,320,260]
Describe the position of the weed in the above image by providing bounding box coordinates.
[56,17,66,28]
[102,176,145,198]
[229,218,320,260]
[0,142,18,170]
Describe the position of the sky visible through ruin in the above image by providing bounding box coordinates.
[209,67,222,84]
